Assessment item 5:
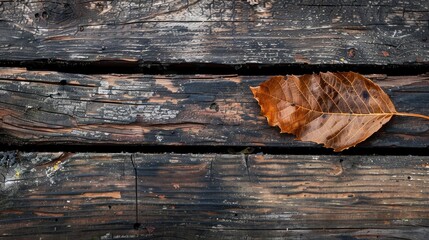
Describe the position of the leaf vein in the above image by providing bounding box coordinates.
[338,73,371,113]
[319,74,353,113]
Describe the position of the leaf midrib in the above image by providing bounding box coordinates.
[259,90,395,117]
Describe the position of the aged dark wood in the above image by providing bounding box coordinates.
[0,68,427,149]
[1,152,428,239]
[1,1,428,239]
[0,0,428,64]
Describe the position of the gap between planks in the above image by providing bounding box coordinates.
[1,60,429,75]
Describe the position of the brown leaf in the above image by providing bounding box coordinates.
[250,72,429,152]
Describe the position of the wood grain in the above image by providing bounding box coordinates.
[0,68,427,149]
[0,0,428,64]
[1,152,428,239]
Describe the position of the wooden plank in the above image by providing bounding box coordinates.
[1,152,429,239]
[0,68,428,149]
[0,0,428,64]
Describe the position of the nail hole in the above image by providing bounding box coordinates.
[133,222,141,230]
[209,103,219,112]
[55,218,58,222]
[79,26,84,32]
[407,176,411,180]
[347,48,357,58]
[35,13,40,18]
[108,205,112,209]
[42,11,48,19]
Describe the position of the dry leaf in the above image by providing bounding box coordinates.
[250,72,429,152]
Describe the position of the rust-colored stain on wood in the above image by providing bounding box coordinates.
[81,191,122,199]
[33,211,64,217]
[0,210,24,215]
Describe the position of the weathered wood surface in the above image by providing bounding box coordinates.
[0,68,427,149]
[0,0,428,64]
[1,152,428,239]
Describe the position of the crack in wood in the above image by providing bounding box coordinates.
[242,153,252,182]
[130,154,141,231]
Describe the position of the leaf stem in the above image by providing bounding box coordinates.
[394,112,429,120]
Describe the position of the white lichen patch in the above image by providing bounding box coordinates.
[97,80,154,98]
[55,100,87,116]
[247,0,259,5]
[97,81,111,95]
[70,130,110,139]
[99,105,134,121]
[156,135,164,142]
[136,105,179,121]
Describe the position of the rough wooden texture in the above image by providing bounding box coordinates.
[0,0,428,64]
[1,152,428,239]
[0,68,427,149]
